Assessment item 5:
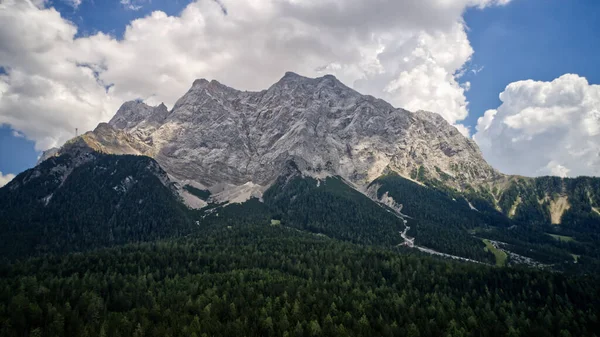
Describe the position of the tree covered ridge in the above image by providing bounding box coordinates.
[0,153,192,258]
[493,176,600,230]
[3,152,600,272]
[408,164,600,229]
[373,171,600,272]
[262,173,405,246]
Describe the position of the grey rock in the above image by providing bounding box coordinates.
[49,72,500,202]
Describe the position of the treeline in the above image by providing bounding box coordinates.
[0,224,598,337]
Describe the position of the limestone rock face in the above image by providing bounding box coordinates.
[46,72,500,201]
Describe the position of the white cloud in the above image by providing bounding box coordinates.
[0,0,511,151]
[462,81,471,92]
[63,0,82,9]
[475,109,497,133]
[474,74,600,177]
[453,124,471,138]
[120,0,143,11]
[541,161,570,178]
[471,65,485,75]
[0,171,15,187]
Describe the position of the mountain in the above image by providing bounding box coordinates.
[6,72,600,271]
[43,72,498,203]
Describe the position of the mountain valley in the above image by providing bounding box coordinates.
[1,73,600,336]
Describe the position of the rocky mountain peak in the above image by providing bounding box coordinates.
[271,72,348,92]
[275,71,309,85]
[109,100,153,130]
[192,78,210,87]
[45,72,500,204]
[191,78,234,91]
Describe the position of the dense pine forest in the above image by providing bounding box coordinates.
[0,154,192,258]
[263,174,404,246]
[1,224,599,337]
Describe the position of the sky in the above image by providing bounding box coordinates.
[0,0,599,186]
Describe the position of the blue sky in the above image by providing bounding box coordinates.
[462,0,600,128]
[1,0,599,179]
[56,0,194,39]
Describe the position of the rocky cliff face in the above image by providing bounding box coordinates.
[43,72,500,202]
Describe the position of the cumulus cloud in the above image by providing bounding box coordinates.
[0,171,15,187]
[474,74,600,177]
[0,0,511,151]
[454,124,472,138]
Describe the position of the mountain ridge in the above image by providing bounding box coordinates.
[41,72,500,202]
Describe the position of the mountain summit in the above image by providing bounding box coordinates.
[44,72,498,204]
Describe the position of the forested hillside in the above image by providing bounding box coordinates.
[262,171,404,246]
[370,172,504,263]
[371,172,600,272]
[492,176,600,229]
[0,224,598,337]
[0,154,192,258]
[1,154,600,336]
[4,153,600,273]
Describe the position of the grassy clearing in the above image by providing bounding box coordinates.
[571,254,580,263]
[547,233,576,242]
[482,239,507,267]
